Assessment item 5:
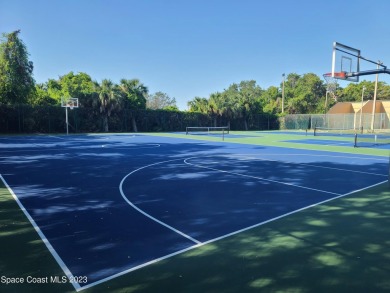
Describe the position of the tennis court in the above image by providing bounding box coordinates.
[0,133,388,291]
[283,130,390,149]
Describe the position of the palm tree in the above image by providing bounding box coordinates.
[96,79,119,132]
[187,97,209,113]
[208,93,224,127]
[119,78,148,132]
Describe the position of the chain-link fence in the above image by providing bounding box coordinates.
[280,113,390,131]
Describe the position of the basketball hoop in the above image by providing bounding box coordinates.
[61,97,79,135]
[61,97,79,109]
[323,72,346,95]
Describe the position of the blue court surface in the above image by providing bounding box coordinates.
[285,138,355,147]
[0,134,388,291]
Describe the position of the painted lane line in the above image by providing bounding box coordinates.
[184,158,342,197]
[0,175,81,292]
[119,158,201,245]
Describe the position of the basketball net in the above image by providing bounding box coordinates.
[323,73,338,101]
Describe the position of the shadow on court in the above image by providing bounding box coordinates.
[0,134,388,291]
[85,183,390,293]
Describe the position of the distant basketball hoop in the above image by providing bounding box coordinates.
[61,97,79,109]
[61,97,79,135]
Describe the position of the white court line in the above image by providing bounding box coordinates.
[78,242,202,291]
[197,179,387,246]
[119,158,201,245]
[0,175,81,292]
[183,157,342,196]
[81,171,388,291]
[3,151,388,291]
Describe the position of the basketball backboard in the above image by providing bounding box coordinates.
[331,42,361,82]
[61,97,79,109]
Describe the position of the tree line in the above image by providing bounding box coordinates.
[2,30,390,132]
[187,73,390,129]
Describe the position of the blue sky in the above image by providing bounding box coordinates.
[1,0,390,109]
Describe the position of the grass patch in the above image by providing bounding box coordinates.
[0,179,74,293]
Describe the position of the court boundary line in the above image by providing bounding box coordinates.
[199,179,387,245]
[78,242,202,291]
[0,175,81,292]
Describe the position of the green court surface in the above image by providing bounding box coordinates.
[1,131,389,293]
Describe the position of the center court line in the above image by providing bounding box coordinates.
[184,157,342,196]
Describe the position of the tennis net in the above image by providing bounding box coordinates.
[314,127,358,137]
[186,126,230,135]
[354,132,390,148]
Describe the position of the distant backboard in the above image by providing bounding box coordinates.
[331,42,361,82]
[61,97,79,109]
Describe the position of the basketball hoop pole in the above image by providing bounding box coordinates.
[371,61,382,130]
[65,106,69,135]
[282,73,285,113]
[61,97,78,135]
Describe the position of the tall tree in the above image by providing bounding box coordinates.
[0,30,35,104]
[283,73,325,114]
[29,83,57,105]
[96,79,119,132]
[118,78,148,132]
[46,78,63,102]
[261,86,280,114]
[222,81,263,130]
[58,72,98,107]
[236,80,263,130]
[147,91,177,110]
[338,81,390,102]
